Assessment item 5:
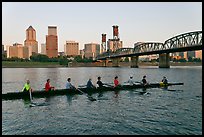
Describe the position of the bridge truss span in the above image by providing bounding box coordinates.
[133,42,164,53]
[96,30,202,60]
[163,31,202,50]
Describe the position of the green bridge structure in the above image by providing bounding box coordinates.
[95,31,202,68]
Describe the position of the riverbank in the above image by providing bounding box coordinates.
[2,61,202,68]
[2,61,63,68]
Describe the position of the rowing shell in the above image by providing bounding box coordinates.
[2,82,184,100]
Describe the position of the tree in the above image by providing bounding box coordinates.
[30,54,49,62]
[124,57,129,62]
[188,57,193,62]
[74,55,83,62]
[193,58,201,62]
[59,58,69,65]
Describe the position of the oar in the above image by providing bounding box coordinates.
[167,89,183,92]
[29,90,36,107]
[76,88,97,101]
[103,83,114,87]
[124,81,142,84]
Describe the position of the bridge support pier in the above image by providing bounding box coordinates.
[159,53,170,68]
[112,58,120,67]
[130,56,139,68]
[102,59,108,67]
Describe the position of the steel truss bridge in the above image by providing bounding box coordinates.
[96,31,202,60]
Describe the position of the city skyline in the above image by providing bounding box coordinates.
[2,2,202,52]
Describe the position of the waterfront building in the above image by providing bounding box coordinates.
[84,43,100,59]
[64,41,79,56]
[41,43,46,55]
[2,45,4,54]
[195,50,202,59]
[187,51,195,59]
[9,44,29,59]
[6,45,10,58]
[80,49,85,59]
[24,26,38,58]
[48,26,57,36]
[46,26,58,58]
[107,40,123,52]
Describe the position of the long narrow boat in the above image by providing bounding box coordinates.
[2,82,183,100]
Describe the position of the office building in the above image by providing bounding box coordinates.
[24,26,38,57]
[46,26,58,58]
[64,41,79,56]
[41,43,46,55]
[9,44,29,59]
[187,51,195,59]
[80,49,85,59]
[2,45,4,54]
[84,43,100,59]
[107,40,123,52]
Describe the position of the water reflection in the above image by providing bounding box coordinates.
[66,95,74,106]
[22,98,31,106]
[114,90,119,98]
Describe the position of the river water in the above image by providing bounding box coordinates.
[2,66,202,135]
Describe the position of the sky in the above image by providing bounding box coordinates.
[2,2,202,52]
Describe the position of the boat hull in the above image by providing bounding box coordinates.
[2,83,183,100]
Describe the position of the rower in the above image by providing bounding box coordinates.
[66,78,76,90]
[142,75,148,86]
[159,76,168,87]
[161,76,168,85]
[22,79,33,92]
[87,78,95,89]
[45,79,55,92]
[127,76,134,86]
[96,76,104,88]
[114,76,120,88]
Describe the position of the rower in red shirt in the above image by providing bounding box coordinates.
[45,79,55,92]
[114,76,120,88]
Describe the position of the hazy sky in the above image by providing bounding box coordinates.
[2,2,202,52]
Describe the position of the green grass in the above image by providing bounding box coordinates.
[2,61,62,68]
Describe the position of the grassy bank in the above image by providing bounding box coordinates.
[2,61,62,68]
[2,61,202,68]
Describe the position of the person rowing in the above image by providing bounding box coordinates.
[66,78,76,90]
[161,76,168,84]
[96,76,104,88]
[160,76,168,87]
[127,76,134,86]
[45,79,55,92]
[114,76,121,88]
[22,79,33,92]
[87,78,96,89]
[141,75,148,86]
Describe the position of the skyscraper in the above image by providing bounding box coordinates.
[41,43,46,55]
[84,43,100,59]
[46,26,58,58]
[64,41,79,56]
[24,26,38,57]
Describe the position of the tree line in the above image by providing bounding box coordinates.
[2,54,202,64]
[2,54,93,65]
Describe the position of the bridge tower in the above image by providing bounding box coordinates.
[101,33,106,53]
